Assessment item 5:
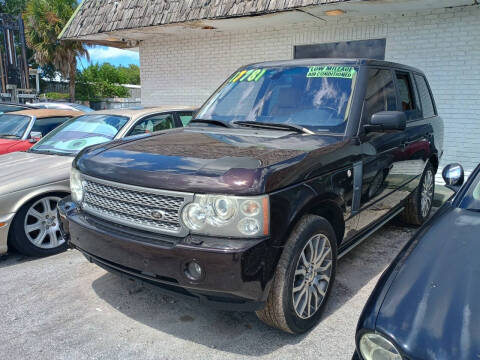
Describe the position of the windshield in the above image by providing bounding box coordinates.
[30,114,129,155]
[196,65,358,133]
[0,114,31,138]
[460,172,480,211]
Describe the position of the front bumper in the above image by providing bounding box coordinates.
[0,213,15,254]
[59,198,278,311]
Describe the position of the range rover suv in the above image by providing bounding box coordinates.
[59,59,444,334]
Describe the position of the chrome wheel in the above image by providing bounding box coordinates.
[421,170,434,218]
[24,196,64,249]
[292,234,333,319]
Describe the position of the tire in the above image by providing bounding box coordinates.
[256,215,337,334]
[9,194,68,257]
[400,162,435,226]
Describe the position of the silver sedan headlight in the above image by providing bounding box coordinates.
[181,194,269,237]
[70,168,84,203]
[359,333,402,360]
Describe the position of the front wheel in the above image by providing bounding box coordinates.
[256,215,337,334]
[400,162,435,225]
[9,195,68,257]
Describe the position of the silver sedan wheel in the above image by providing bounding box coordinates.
[24,196,65,249]
[292,234,333,319]
[421,170,434,218]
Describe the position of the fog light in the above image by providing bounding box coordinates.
[185,261,203,281]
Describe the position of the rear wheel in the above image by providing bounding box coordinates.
[400,162,435,225]
[256,215,337,334]
[9,195,68,257]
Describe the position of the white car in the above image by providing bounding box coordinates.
[0,106,195,257]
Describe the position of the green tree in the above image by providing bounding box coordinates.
[117,64,140,85]
[76,62,130,101]
[0,0,27,16]
[23,0,88,101]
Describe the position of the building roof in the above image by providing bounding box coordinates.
[59,0,347,41]
[8,109,83,118]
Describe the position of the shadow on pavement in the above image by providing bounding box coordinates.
[0,250,36,269]
[91,222,416,356]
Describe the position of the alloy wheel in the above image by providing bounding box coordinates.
[421,170,434,218]
[292,234,333,319]
[24,196,65,249]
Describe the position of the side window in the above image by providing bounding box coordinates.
[30,117,71,137]
[365,69,397,122]
[129,113,175,136]
[395,71,420,120]
[414,74,436,118]
[178,111,193,126]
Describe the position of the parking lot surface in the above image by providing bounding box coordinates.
[0,223,416,360]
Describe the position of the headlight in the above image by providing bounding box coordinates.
[359,333,402,360]
[70,168,84,203]
[182,195,269,237]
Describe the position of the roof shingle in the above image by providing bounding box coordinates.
[60,0,347,40]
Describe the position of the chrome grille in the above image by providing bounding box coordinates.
[81,176,192,236]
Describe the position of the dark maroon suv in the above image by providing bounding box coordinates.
[59,59,443,334]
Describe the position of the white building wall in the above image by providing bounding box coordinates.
[140,5,480,173]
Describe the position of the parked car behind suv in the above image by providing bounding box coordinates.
[0,109,80,155]
[0,106,195,257]
[59,59,444,333]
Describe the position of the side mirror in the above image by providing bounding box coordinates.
[442,163,464,191]
[365,111,407,132]
[29,131,43,143]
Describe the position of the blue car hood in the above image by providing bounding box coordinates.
[376,206,480,360]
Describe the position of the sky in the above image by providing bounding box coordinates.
[77,46,140,69]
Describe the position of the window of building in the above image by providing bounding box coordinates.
[414,74,436,118]
[364,69,397,122]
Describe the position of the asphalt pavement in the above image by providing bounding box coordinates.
[0,219,419,360]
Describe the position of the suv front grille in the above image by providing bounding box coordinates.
[81,176,193,236]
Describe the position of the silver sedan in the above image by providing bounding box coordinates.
[0,106,195,256]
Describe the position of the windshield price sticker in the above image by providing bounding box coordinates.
[230,69,267,83]
[307,66,356,79]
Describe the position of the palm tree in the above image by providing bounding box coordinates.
[23,0,88,101]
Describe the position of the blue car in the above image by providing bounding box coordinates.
[354,162,480,360]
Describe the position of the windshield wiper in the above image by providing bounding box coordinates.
[233,121,314,135]
[189,119,232,128]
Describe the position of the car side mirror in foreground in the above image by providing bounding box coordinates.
[442,163,464,191]
[365,111,407,132]
[29,131,43,143]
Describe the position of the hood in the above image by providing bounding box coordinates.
[76,127,346,194]
[0,151,73,196]
[0,138,28,154]
[375,205,480,360]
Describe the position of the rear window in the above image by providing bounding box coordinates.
[31,117,71,136]
[0,104,29,113]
